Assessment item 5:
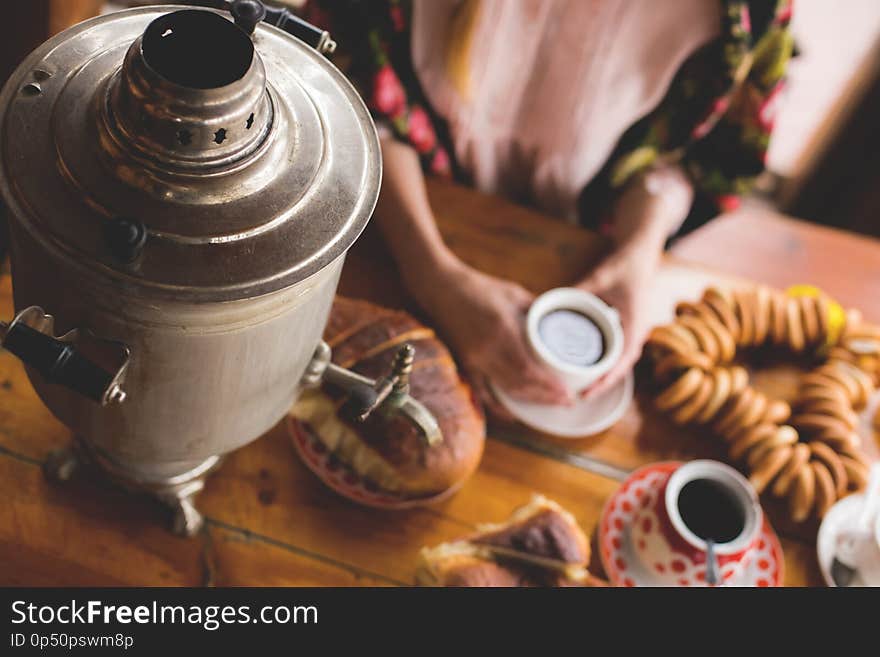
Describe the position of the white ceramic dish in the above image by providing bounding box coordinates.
[492,371,633,438]
[818,493,880,587]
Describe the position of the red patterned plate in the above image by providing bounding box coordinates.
[287,416,463,510]
[599,462,785,587]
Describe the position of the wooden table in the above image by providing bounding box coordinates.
[1,180,878,587]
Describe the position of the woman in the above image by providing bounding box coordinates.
[303,0,794,416]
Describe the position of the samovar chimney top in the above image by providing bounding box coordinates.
[108,8,271,170]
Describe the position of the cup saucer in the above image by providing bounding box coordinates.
[817,493,880,587]
[599,462,785,587]
[491,371,633,438]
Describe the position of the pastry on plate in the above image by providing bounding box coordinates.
[416,495,605,587]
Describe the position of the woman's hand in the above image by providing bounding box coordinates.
[417,262,572,417]
[579,165,694,397]
[578,246,655,398]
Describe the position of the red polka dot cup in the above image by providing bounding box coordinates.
[630,460,762,585]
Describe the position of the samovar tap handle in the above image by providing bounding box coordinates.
[302,341,443,447]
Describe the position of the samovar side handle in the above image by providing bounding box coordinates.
[0,307,129,406]
[302,341,443,447]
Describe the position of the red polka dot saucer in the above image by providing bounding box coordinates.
[287,416,463,510]
[599,462,784,587]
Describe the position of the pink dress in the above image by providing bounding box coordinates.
[410,0,720,221]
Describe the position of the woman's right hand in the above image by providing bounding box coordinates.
[414,261,571,417]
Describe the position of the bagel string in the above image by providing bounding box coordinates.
[648,285,878,522]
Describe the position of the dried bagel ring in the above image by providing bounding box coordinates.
[844,336,880,356]
[770,291,788,345]
[786,297,806,353]
[733,289,756,347]
[859,355,880,382]
[815,364,860,404]
[771,443,810,497]
[729,365,749,395]
[800,372,844,392]
[811,425,860,451]
[796,399,858,430]
[841,308,864,338]
[679,304,737,362]
[728,422,776,461]
[753,286,772,345]
[811,460,836,518]
[827,346,858,365]
[695,368,733,423]
[671,374,714,425]
[653,350,714,380]
[648,325,695,357]
[734,391,769,436]
[837,446,871,468]
[789,413,853,436]
[749,445,793,494]
[655,368,704,411]
[798,384,851,411]
[838,454,869,491]
[704,288,740,340]
[667,323,701,351]
[747,425,798,468]
[762,399,791,425]
[809,442,847,497]
[790,463,816,523]
[843,322,880,341]
[674,300,701,317]
[714,387,757,437]
[799,295,821,348]
[677,315,721,363]
[834,360,873,409]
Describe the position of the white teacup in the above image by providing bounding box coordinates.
[526,287,624,395]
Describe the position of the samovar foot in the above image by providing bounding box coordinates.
[162,491,205,537]
[154,477,213,537]
[43,444,84,483]
[49,436,220,537]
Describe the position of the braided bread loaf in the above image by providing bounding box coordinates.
[648,286,877,522]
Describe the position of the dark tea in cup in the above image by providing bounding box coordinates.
[537,309,606,367]
[676,477,746,544]
[526,288,624,395]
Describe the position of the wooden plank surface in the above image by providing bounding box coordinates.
[672,207,880,322]
[2,178,865,587]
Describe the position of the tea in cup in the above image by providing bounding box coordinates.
[526,287,623,395]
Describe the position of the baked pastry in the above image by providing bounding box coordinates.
[469,495,590,568]
[647,285,877,521]
[416,495,604,587]
[293,297,485,498]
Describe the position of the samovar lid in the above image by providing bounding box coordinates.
[0,5,381,301]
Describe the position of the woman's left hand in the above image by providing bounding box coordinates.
[577,246,655,398]
[577,165,694,397]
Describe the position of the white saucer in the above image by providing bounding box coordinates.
[818,493,880,587]
[491,371,634,438]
